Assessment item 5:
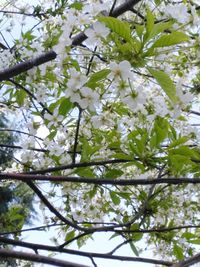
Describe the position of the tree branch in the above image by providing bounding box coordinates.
[0,237,173,266]
[1,173,200,186]
[190,110,200,116]
[0,51,57,82]
[72,108,82,164]
[0,143,47,152]
[8,79,52,115]
[170,252,200,267]
[0,128,44,140]
[26,181,84,231]
[24,159,132,174]
[0,223,65,236]
[0,248,89,267]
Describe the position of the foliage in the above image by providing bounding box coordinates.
[0,0,199,266]
[0,116,34,266]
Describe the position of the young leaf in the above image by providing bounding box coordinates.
[87,69,110,86]
[75,167,95,178]
[65,230,75,241]
[99,17,131,42]
[173,244,184,260]
[150,21,173,37]
[110,191,121,205]
[143,21,173,44]
[105,169,124,179]
[130,242,139,256]
[59,97,73,116]
[146,8,154,35]
[148,68,178,103]
[152,32,189,48]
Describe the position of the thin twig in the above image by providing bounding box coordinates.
[26,180,84,231]
[8,79,52,115]
[72,108,82,164]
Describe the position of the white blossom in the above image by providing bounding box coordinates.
[67,68,87,90]
[85,21,110,46]
[79,87,99,111]
[165,4,190,24]
[108,60,133,81]
[44,109,64,128]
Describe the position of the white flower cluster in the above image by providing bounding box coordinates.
[85,21,110,46]
[65,68,99,111]
[44,109,64,128]
[164,4,190,24]
[0,50,15,69]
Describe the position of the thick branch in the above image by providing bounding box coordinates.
[0,51,57,82]
[1,173,200,186]
[0,237,173,266]
[0,248,89,267]
[0,0,141,81]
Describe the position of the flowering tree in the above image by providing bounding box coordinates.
[0,0,200,266]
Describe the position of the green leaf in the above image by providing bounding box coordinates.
[130,242,139,256]
[130,223,140,230]
[15,90,26,106]
[59,97,73,116]
[87,69,110,88]
[154,0,161,5]
[146,8,154,35]
[109,233,119,240]
[132,232,143,241]
[188,239,200,245]
[152,32,189,48]
[171,146,199,159]
[135,25,144,39]
[148,68,178,103]
[147,21,173,40]
[99,17,131,42]
[105,169,124,179]
[65,230,75,241]
[150,117,169,148]
[110,191,121,205]
[143,21,173,45]
[169,154,191,172]
[182,232,196,240]
[22,30,36,41]
[117,192,131,200]
[173,244,184,260]
[169,136,189,148]
[81,138,92,162]
[70,2,83,10]
[89,186,97,198]
[113,153,133,161]
[75,167,95,178]
[47,130,57,140]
